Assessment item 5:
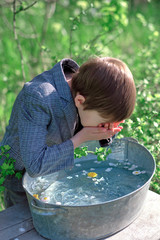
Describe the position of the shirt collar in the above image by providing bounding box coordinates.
[52,58,79,101]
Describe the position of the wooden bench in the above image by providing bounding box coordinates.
[0,190,160,240]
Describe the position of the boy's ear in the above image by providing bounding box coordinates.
[74,94,85,108]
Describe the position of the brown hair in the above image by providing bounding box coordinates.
[71,57,136,122]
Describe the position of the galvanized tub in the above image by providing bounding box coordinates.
[23,138,156,240]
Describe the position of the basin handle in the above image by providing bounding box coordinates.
[30,200,67,216]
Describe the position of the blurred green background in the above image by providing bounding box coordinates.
[0,0,160,210]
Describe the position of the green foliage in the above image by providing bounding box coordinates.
[0,145,22,193]
[115,7,160,193]
[74,146,112,161]
[74,146,88,158]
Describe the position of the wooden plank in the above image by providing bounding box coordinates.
[0,200,34,240]
[10,229,46,240]
[107,191,160,240]
[0,218,34,240]
[0,200,31,230]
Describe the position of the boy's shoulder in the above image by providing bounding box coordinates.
[23,69,58,102]
[21,58,79,103]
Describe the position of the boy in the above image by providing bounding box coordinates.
[0,57,136,207]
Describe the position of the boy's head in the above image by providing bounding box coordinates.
[71,57,136,126]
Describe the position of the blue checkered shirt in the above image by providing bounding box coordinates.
[0,59,79,191]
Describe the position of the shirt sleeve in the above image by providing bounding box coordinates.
[18,90,74,177]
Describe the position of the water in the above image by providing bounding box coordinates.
[30,159,150,206]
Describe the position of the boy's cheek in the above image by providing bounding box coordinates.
[81,121,98,127]
[82,119,104,127]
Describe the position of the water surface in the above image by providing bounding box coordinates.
[31,159,149,206]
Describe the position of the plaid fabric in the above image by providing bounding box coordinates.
[0,59,79,191]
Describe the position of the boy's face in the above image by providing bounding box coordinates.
[78,108,111,127]
[74,94,112,127]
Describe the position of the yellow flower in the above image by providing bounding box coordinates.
[132,170,141,175]
[33,194,39,200]
[87,172,98,178]
[41,197,50,202]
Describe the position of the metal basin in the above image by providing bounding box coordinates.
[23,138,155,240]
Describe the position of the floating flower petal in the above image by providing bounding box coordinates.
[128,165,138,170]
[67,176,72,179]
[87,172,98,178]
[132,170,141,175]
[94,161,101,164]
[105,168,113,172]
[90,196,95,199]
[41,197,50,202]
[75,164,81,167]
[33,194,39,200]
[109,163,117,167]
[82,170,88,175]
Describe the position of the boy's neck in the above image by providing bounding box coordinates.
[65,73,73,88]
